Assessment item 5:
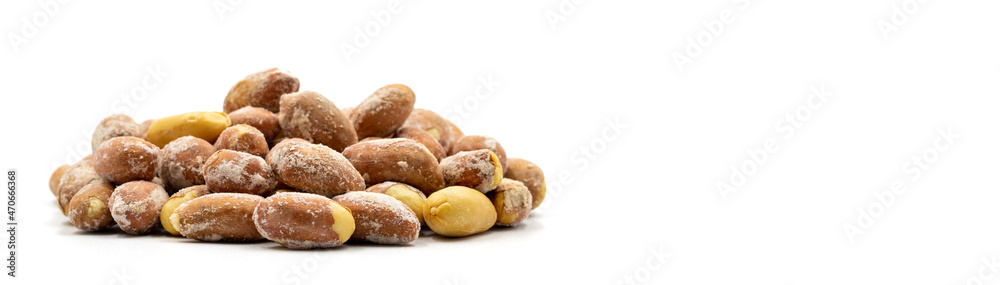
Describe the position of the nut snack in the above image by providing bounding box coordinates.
[440,149,503,193]
[224,68,300,113]
[146,111,232,148]
[50,68,547,248]
[332,192,420,244]
[342,138,444,195]
[49,164,69,197]
[278,90,357,152]
[504,158,547,209]
[349,84,416,139]
[92,114,141,152]
[157,136,215,191]
[266,138,364,197]
[490,178,532,226]
[203,149,277,196]
[169,193,264,241]
[214,124,269,157]
[449,135,508,172]
[253,192,356,249]
[227,106,281,142]
[110,181,169,234]
[401,109,462,153]
[67,180,116,231]
[160,185,213,235]
[57,161,104,215]
[423,186,496,237]
[93,136,160,184]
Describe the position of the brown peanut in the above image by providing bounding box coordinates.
[342,138,444,195]
[253,192,355,249]
[170,193,264,241]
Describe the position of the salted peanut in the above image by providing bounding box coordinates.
[214,124,269,157]
[490,179,532,226]
[157,136,215,191]
[223,68,300,113]
[253,192,356,249]
[401,109,455,152]
[169,193,264,241]
[450,135,507,172]
[395,127,446,161]
[67,180,115,231]
[332,192,419,244]
[350,84,416,138]
[49,164,69,197]
[203,150,277,196]
[266,138,364,197]
[423,186,496,237]
[228,106,281,141]
[365,182,426,225]
[278,90,358,152]
[93,137,159,184]
[160,185,213,235]
[138,119,155,140]
[110,181,169,234]
[91,114,141,152]
[146,111,232,148]
[504,158,546,209]
[58,162,104,215]
[342,138,444,196]
[440,149,503,193]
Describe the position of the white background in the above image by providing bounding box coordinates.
[2,0,1000,284]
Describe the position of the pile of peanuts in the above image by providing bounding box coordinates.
[49,68,546,249]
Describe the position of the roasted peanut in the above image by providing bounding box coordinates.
[160,185,213,235]
[440,149,503,193]
[146,111,232,148]
[450,135,507,172]
[342,138,444,195]
[157,136,216,192]
[203,149,277,196]
[57,161,103,215]
[67,180,115,231]
[423,186,496,237]
[110,181,169,234]
[332,192,420,244]
[504,158,546,209]
[214,124,269,157]
[92,114,141,152]
[401,109,456,152]
[224,68,300,113]
[169,193,264,241]
[490,178,532,226]
[278,90,357,152]
[227,106,281,142]
[350,84,416,138]
[266,138,365,197]
[253,192,356,249]
[92,136,160,184]
[49,164,69,197]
